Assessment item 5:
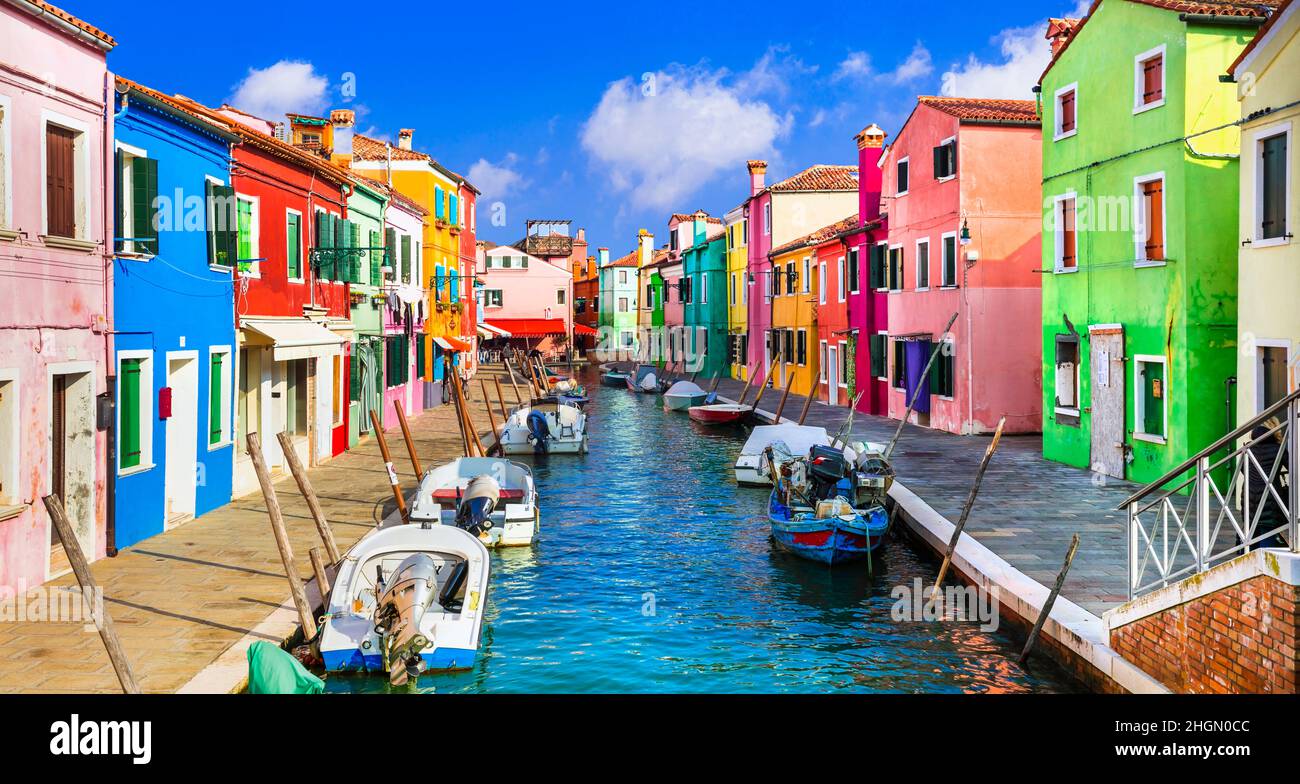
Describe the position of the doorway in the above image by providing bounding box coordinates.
[48,367,95,579]
[1089,325,1126,479]
[827,343,839,407]
[164,353,198,527]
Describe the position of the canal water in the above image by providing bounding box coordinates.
[325,369,1081,694]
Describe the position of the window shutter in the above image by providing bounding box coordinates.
[401,235,412,283]
[435,186,444,219]
[120,359,142,468]
[286,213,301,279]
[416,335,426,379]
[1143,56,1162,104]
[933,145,943,179]
[369,230,381,286]
[450,194,458,225]
[1261,134,1287,239]
[114,150,125,252]
[350,351,361,401]
[236,198,254,271]
[209,353,223,444]
[46,125,76,238]
[317,212,335,281]
[870,334,886,378]
[384,227,397,278]
[131,156,159,254]
[206,184,236,268]
[1061,91,1076,132]
[1142,180,1164,260]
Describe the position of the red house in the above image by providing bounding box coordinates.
[457,180,479,369]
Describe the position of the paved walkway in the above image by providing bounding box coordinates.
[701,373,1134,618]
[0,369,513,693]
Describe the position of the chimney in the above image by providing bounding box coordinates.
[747,160,767,196]
[855,124,887,224]
[638,229,654,267]
[398,128,414,150]
[330,109,355,161]
[1045,19,1078,57]
[577,228,586,242]
[598,247,610,266]
[692,212,707,247]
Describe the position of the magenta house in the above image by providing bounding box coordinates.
[847,124,890,415]
[0,1,116,592]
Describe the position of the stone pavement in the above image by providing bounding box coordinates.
[703,373,1134,618]
[0,368,513,693]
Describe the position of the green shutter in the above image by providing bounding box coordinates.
[944,236,957,286]
[369,230,381,286]
[209,353,224,445]
[384,227,397,280]
[119,359,142,469]
[131,156,159,255]
[349,350,361,401]
[316,211,335,281]
[236,198,254,271]
[416,335,426,379]
[929,345,954,397]
[114,150,125,252]
[401,235,412,283]
[286,213,301,279]
[870,334,885,378]
[206,183,236,268]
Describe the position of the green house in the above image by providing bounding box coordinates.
[345,178,388,448]
[1038,0,1269,485]
[682,224,729,379]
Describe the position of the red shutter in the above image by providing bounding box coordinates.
[1143,180,1164,261]
[1060,91,1076,133]
[1143,55,1162,104]
[46,125,76,238]
[1062,198,1077,268]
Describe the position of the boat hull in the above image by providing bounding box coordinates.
[664,393,706,411]
[688,404,748,424]
[768,492,887,565]
[601,373,629,387]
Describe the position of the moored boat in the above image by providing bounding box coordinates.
[687,402,749,425]
[602,370,630,387]
[764,443,888,565]
[627,364,662,393]
[735,424,835,485]
[498,399,589,454]
[662,380,707,411]
[409,456,540,547]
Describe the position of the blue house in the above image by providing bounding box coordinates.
[111,78,239,548]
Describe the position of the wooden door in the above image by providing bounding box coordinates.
[49,375,69,576]
[1089,327,1126,479]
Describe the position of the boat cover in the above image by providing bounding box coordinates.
[664,380,705,398]
[246,641,324,694]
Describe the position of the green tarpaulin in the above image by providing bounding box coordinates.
[246,641,324,695]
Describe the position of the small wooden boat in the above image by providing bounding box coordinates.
[768,492,888,565]
[319,522,490,683]
[663,380,707,411]
[602,370,630,387]
[735,424,835,485]
[498,399,588,454]
[687,402,749,425]
[627,364,662,393]
[409,456,539,547]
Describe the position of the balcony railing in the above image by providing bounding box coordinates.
[1120,389,1300,598]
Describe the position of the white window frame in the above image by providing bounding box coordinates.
[207,345,233,450]
[1053,192,1079,274]
[40,109,92,242]
[819,340,828,384]
[838,339,849,390]
[285,208,304,284]
[117,349,155,476]
[113,140,151,257]
[888,244,903,292]
[1133,171,1167,267]
[1054,82,1078,141]
[847,247,860,295]
[0,367,18,507]
[818,262,827,304]
[1133,354,1168,444]
[876,330,889,382]
[763,201,771,236]
[801,257,811,294]
[1251,121,1292,248]
[936,338,955,400]
[1132,44,1166,115]
[936,135,957,182]
[874,241,889,292]
[0,93,12,232]
[837,257,846,303]
[1253,338,1293,414]
[940,230,958,287]
[896,156,910,197]
[236,193,261,278]
[1053,335,1082,418]
[797,328,808,367]
[915,238,930,291]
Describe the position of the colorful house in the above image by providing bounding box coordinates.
[743,162,859,383]
[769,217,852,398]
[598,243,641,360]
[0,1,115,590]
[457,179,480,373]
[680,216,729,378]
[572,250,600,355]
[1229,0,1298,423]
[723,206,749,381]
[808,216,868,407]
[1039,0,1269,483]
[379,186,429,426]
[847,124,890,415]
[478,243,574,356]
[881,96,1043,435]
[636,232,667,361]
[110,78,239,547]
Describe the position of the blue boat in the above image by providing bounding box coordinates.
[601,371,630,387]
[768,491,888,564]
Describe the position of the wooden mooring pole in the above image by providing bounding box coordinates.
[246,433,318,640]
[453,371,486,456]
[884,311,959,461]
[931,417,1006,604]
[308,546,332,600]
[1019,533,1080,666]
[797,382,816,425]
[275,431,341,564]
[368,411,409,523]
[482,378,503,455]
[749,361,780,415]
[773,373,796,422]
[41,495,141,694]
[393,401,424,479]
[736,362,758,406]
[503,358,524,405]
[493,376,510,422]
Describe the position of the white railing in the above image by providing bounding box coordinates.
[1121,390,1300,598]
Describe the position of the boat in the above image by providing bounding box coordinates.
[498,399,589,454]
[318,520,490,684]
[765,442,889,565]
[735,424,836,485]
[687,402,750,425]
[408,457,540,547]
[602,370,630,387]
[662,380,708,411]
[626,364,662,393]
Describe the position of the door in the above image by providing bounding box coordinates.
[49,370,94,577]
[827,344,839,407]
[164,355,198,526]
[49,375,68,576]
[1089,326,1126,479]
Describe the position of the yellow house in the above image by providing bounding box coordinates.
[1231,0,1299,423]
[767,238,819,398]
[724,205,749,380]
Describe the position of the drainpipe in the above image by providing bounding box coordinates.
[1225,375,1237,434]
[104,72,119,556]
[1178,12,1266,26]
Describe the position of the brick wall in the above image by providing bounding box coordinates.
[1110,574,1298,694]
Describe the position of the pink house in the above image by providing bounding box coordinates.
[0,1,116,592]
[381,187,431,425]
[847,124,890,416]
[478,243,574,357]
[880,97,1043,434]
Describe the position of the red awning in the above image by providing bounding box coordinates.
[444,336,473,352]
[573,324,598,336]
[483,318,568,337]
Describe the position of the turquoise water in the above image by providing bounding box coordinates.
[324,370,1082,694]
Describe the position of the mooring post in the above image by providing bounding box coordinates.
[773,374,796,422]
[454,371,486,456]
[749,361,780,415]
[1019,533,1080,665]
[246,433,318,640]
[393,401,424,479]
[503,358,524,405]
[275,431,341,564]
[931,417,1006,604]
[41,495,141,694]
[368,411,409,523]
[493,376,510,422]
[482,378,503,455]
[797,382,816,425]
[737,362,758,406]
[308,546,331,602]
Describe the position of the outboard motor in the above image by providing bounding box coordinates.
[807,444,849,501]
[372,552,440,686]
[526,410,551,454]
[455,474,499,537]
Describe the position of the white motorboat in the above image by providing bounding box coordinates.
[319,521,490,684]
[498,399,588,454]
[736,424,836,485]
[409,457,539,547]
[663,380,707,411]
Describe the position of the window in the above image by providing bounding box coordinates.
[870,333,888,379]
[286,211,302,280]
[204,180,236,268]
[400,235,412,282]
[1255,125,1290,243]
[287,359,309,436]
[485,289,503,307]
[1054,335,1080,420]
[1054,194,1078,272]
[847,247,860,294]
[114,146,158,255]
[763,268,771,301]
[839,341,850,389]
[941,233,958,287]
[933,138,956,179]
[702,275,708,304]
[670,231,678,251]
[117,351,153,473]
[385,335,410,387]
[618,297,628,312]
[730,273,737,305]
[836,257,845,302]
[434,186,445,220]
[1054,83,1077,140]
[1257,343,1291,413]
[870,243,887,290]
[801,257,811,294]
[896,158,909,196]
[797,330,807,366]
[915,239,930,290]
[930,341,954,397]
[332,355,344,426]
[743,219,748,244]
[818,262,827,304]
[0,97,9,230]
[785,262,796,295]
[619,270,628,285]
[556,289,566,305]
[892,340,906,389]
[763,202,771,235]
[622,330,635,347]
[0,370,16,506]
[1134,46,1165,113]
[1134,173,1165,264]
[819,340,828,383]
[782,329,794,364]
[235,195,259,275]
[368,229,381,286]
[44,119,86,240]
[1135,356,1167,442]
[888,246,904,291]
[208,348,232,447]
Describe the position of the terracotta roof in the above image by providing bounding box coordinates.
[1040,0,1279,83]
[768,164,859,192]
[352,133,430,162]
[14,1,115,47]
[917,96,1040,124]
[350,173,429,217]
[608,250,641,268]
[670,211,724,224]
[114,77,239,140]
[1228,0,1292,76]
[769,213,860,256]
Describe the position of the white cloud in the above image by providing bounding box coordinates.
[228,60,329,120]
[736,45,818,98]
[468,153,526,202]
[832,51,872,82]
[883,43,934,85]
[581,65,786,211]
[941,3,1089,99]
[808,108,828,128]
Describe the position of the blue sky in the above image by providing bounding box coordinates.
[66,0,1086,253]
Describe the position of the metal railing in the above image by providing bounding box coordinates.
[1120,389,1300,599]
